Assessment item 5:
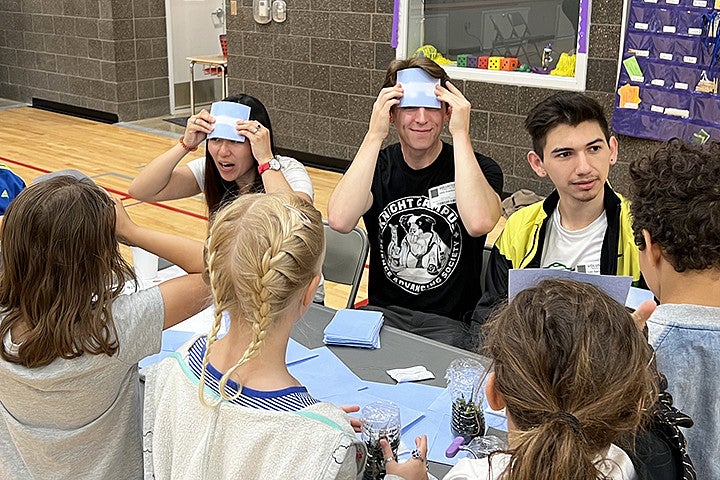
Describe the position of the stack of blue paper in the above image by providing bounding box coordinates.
[323,309,384,349]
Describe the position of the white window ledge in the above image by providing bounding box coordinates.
[440,55,587,90]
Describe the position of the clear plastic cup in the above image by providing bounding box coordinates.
[131,247,158,281]
[361,401,401,480]
[446,358,486,443]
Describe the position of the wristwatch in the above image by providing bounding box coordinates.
[257,157,281,175]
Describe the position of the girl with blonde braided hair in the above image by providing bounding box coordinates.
[143,192,367,480]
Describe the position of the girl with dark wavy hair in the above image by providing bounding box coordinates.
[0,176,209,480]
[129,94,313,215]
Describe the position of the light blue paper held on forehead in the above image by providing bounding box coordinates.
[397,68,441,109]
[207,101,251,142]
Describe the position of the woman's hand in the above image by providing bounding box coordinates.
[237,120,274,165]
[182,109,215,150]
[381,435,429,480]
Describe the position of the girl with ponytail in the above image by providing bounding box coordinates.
[384,278,659,480]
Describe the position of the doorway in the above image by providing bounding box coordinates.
[165,0,226,113]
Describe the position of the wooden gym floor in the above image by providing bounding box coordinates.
[0,102,503,310]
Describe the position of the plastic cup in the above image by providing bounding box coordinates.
[446,358,486,443]
[361,401,401,480]
[131,247,158,281]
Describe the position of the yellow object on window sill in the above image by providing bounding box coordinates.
[414,45,455,66]
[550,52,576,77]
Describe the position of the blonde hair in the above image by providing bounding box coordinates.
[199,192,324,404]
[484,279,657,480]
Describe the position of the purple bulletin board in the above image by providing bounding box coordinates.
[612,0,720,144]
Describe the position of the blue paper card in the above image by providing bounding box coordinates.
[206,101,251,142]
[397,68,441,109]
[508,268,633,306]
[625,285,656,310]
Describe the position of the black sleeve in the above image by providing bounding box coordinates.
[475,152,504,197]
[469,245,512,347]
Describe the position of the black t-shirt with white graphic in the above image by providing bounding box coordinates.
[363,142,503,321]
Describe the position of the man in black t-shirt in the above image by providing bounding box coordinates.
[328,57,503,343]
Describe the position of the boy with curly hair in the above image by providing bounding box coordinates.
[629,138,720,479]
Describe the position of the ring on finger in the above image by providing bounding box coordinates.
[411,449,425,462]
[383,457,395,466]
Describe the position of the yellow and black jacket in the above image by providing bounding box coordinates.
[471,183,642,324]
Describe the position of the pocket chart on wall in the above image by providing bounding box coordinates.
[613,0,720,144]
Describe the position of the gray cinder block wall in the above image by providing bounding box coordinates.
[0,0,170,121]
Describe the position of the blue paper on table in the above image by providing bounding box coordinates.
[139,329,195,369]
[323,309,383,349]
[161,330,196,352]
[288,346,365,395]
[361,381,445,412]
[401,410,464,465]
[286,338,319,366]
[139,350,174,369]
[508,268,632,305]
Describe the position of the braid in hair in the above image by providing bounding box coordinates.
[197,201,247,406]
[199,192,323,404]
[217,237,285,398]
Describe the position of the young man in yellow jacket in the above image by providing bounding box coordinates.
[472,92,642,332]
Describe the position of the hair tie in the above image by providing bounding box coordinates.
[548,411,582,435]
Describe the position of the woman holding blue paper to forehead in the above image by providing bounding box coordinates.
[129,94,313,214]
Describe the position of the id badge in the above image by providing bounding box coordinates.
[428,182,456,208]
[576,263,601,275]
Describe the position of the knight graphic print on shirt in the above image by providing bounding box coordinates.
[363,142,503,321]
[380,195,462,293]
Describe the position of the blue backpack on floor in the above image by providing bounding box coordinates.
[0,163,25,215]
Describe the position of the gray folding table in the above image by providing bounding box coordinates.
[292,304,494,478]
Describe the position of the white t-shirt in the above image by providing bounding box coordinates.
[186,156,325,302]
[441,444,636,480]
[186,155,314,201]
[540,208,607,274]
